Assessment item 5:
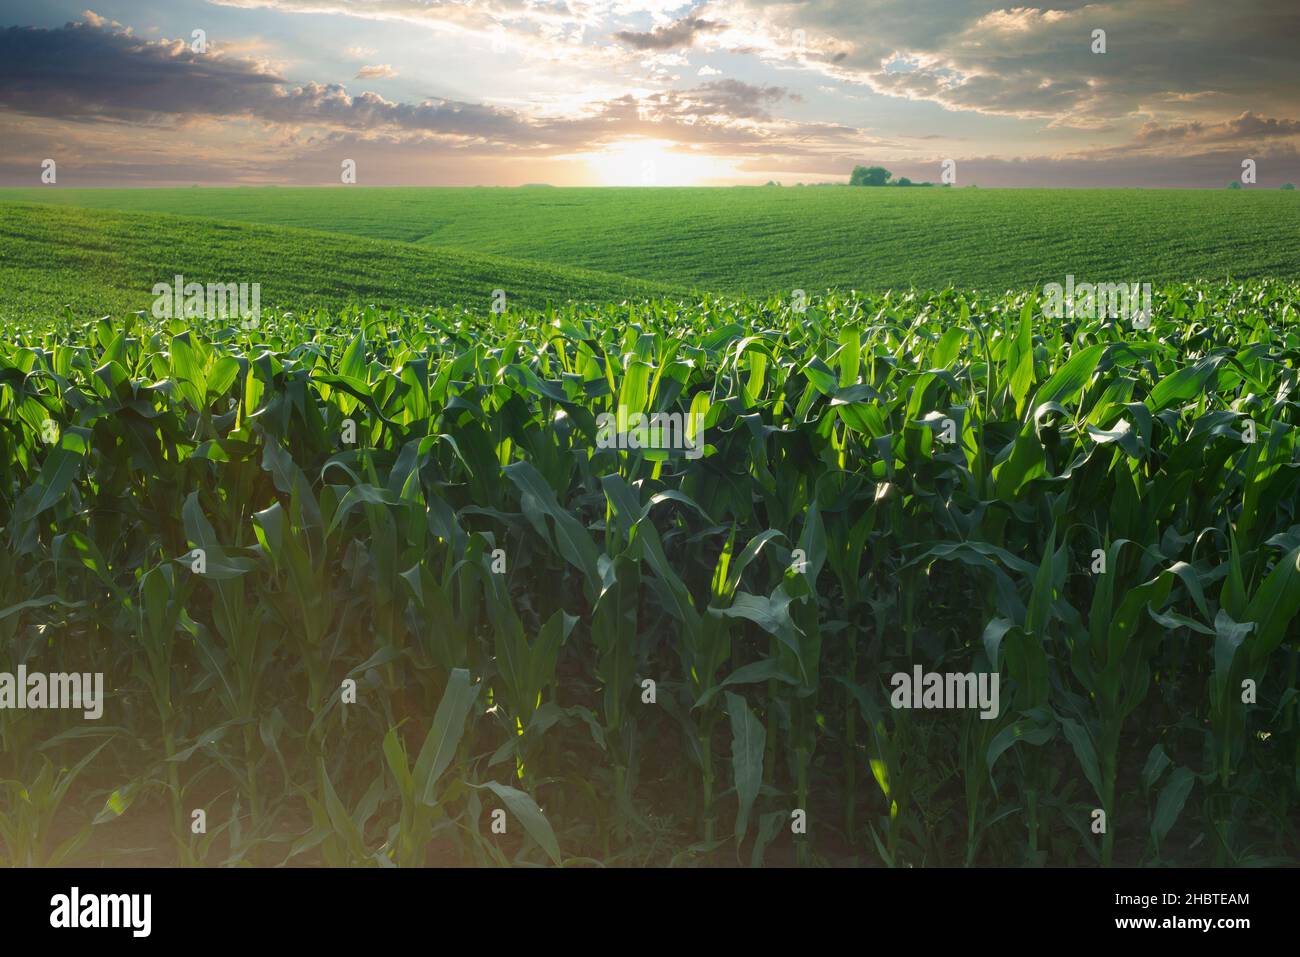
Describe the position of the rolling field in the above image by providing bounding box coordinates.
[0,203,682,321]
[1,187,1297,309]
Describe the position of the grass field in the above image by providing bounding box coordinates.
[2,187,1297,315]
[0,202,682,320]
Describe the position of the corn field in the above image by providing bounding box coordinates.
[3,279,1299,867]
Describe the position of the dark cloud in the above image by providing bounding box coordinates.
[1136,112,1300,145]
[0,18,813,152]
[0,21,282,122]
[0,18,539,142]
[653,79,796,121]
[615,9,724,51]
[733,0,1300,126]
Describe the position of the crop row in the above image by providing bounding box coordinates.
[2,281,1298,865]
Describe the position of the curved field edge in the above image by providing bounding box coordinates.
[0,202,688,321]
[2,186,1298,294]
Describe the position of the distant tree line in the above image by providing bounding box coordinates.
[849,165,940,187]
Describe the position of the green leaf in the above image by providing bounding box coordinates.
[1059,716,1104,804]
[1141,743,1171,792]
[340,330,367,382]
[1008,298,1035,416]
[987,717,1055,775]
[1150,767,1196,849]
[1032,343,1105,408]
[1025,525,1058,636]
[28,447,84,518]
[709,588,805,679]
[0,595,86,621]
[504,461,601,591]
[473,780,563,866]
[413,668,481,805]
[1243,546,1300,667]
[725,691,766,845]
[1212,609,1253,704]
[1147,355,1225,412]
[382,727,414,802]
[693,659,798,711]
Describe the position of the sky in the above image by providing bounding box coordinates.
[0,1,1297,187]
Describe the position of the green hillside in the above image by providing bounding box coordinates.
[0,202,684,321]
[2,186,1297,294]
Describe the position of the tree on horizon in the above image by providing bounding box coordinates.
[850,165,892,186]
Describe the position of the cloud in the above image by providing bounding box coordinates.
[185,0,1298,137]
[1135,112,1300,146]
[965,6,1071,36]
[78,9,126,31]
[0,17,538,142]
[211,0,599,40]
[4,6,1297,187]
[709,0,1300,129]
[615,9,724,50]
[0,19,283,123]
[0,14,830,175]
[658,79,795,121]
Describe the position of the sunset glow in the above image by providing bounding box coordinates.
[0,2,1296,186]
[582,138,739,186]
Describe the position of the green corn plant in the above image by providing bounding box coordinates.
[0,744,107,867]
[1,282,1298,868]
[380,667,480,866]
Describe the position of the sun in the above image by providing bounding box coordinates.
[583,138,735,186]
